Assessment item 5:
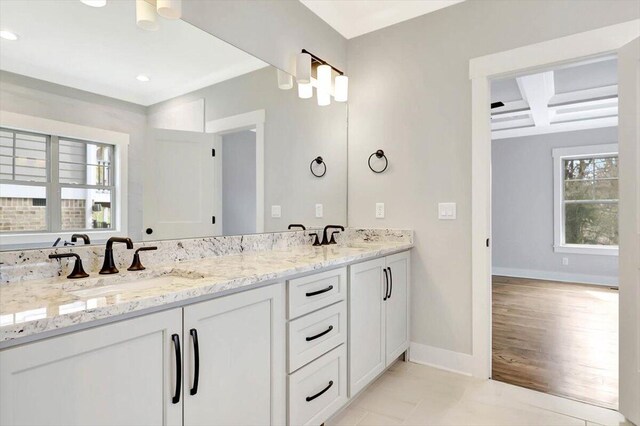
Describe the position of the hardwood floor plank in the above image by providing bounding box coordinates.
[491,276,618,410]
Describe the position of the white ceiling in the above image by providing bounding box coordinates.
[300,0,465,39]
[0,0,268,106]
[490,57,618,139]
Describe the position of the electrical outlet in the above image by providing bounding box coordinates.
[315,204,323,218]
[562,257,569,266]
[438,202,457,220]
[376,203,385,218]
[271,205,281,218]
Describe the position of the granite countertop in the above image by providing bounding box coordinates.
[0,240,412,346]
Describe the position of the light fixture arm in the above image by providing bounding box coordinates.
[300,49,344,76]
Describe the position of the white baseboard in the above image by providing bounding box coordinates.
[408,342,473,376]
[492,267,618,287]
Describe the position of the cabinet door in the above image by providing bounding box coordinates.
[183,283,286,426]
[348,258,386,397]
[0,309,182,426]
[385,251,410,366]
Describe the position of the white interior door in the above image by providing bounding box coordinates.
[618,37,640,425]
[143,129,219,240]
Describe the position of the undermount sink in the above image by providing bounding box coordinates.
[68,270,205,299]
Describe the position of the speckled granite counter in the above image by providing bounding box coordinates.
[0,236,412,347]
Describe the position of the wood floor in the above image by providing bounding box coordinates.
[491,276,618,409]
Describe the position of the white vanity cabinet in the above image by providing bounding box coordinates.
[0,283,286,426]
[348,251,410,396]
[183,283,286,426]
[0,309,183,426]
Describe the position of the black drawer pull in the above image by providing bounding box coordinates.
[171,333,182,404]
[383,268,388,301]
[190,328,200,396]
[306,285,333,297]
[306,380,334,402]
[306,325,334,342]
[387,267,393,299]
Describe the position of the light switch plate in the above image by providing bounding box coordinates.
[271,205,281,218]
[376,203,385,219]
[438,202,456,220]
[315,204,323,218]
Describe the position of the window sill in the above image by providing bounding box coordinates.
[0,230,128,250]
[554,244,619,256]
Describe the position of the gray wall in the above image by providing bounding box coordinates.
[346,1,638,354]
[492,127,619,285]
[222,130,257,236]
[183,0,347,75]
[148,66,348,231]
[0,71,147,241]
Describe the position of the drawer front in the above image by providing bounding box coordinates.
[288,301,346,373]
[288,345,347,426]
[288,267,347,319]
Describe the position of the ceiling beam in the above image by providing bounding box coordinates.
[516,71,555,127]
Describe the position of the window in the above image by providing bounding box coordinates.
[553,144,619,255]
[1,127,116,234]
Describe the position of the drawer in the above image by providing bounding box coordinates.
[288,267,347,319]
[288,345,347,426]
[288,301,346,373]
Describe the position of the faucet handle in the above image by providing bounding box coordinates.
[49,253,89,279]
[329,231,341,244]
[128,246,158,271]
[309,233,321,246]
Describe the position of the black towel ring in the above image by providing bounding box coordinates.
[368,150,388,173]
[310,156,326,177]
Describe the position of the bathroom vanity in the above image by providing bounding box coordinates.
[0,230,412,426]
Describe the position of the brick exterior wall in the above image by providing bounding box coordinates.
[0,198,86,232]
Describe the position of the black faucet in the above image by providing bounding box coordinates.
[321,225,344,245]
[71,234,91,245]
[100,237,133,274]
[128,246,158,271]
[49,253,89,279]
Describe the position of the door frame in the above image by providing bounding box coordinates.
[468,19,640,380]
[206,110,265,234]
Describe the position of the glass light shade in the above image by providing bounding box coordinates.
[81,0,106,7]
[157,0,182,19]
[317,90,331,106]
[298,83,313,99]
[277,69,293,90]
[335,75,348,102]
[296,53,312,84]
[317,64,332,106]
[136,0,158,31]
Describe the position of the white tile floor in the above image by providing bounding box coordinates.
[327,361,632,426]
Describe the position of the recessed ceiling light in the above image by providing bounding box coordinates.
[80,0,107,7]
[136,74,150,82]
[0,31,19,41]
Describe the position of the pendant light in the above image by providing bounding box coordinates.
[136,0,158,31]
[317,64,332,106]
[298,83,313,99]
[334,75,348,102]
[277,69,293,90]
[157,0,182,19]
[296,52,312,85]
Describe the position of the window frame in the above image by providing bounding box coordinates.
[552,143,619,256]
[0,111,128,248]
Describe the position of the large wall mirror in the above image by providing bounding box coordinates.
[0,0,348,250]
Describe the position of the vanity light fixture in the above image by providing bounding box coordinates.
[136,74,150,82]
[156,0,182,19]
[291,49,348,104]
[0,30,18,41]
[277,69,293,90]
[80,0,107,7]
[136,0,158,31]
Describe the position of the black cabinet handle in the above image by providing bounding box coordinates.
[306,285,333,297]
[171,334,182,404]
[305,325,334,342]
[383,268,388,301]
[190,328,200,396]
[306,380,334,402]
[388,267,393,299]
